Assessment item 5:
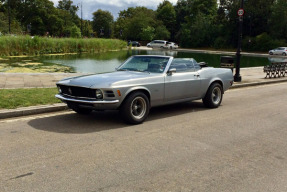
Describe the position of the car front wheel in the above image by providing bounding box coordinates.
[202,83,223,108]
[120,92,150,124]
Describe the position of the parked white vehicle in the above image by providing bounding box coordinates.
[147,40,168,48]
[166,42,179,49]
[269,47,287,56]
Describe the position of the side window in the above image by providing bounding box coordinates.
[192,60,201,71]
[169,59,195,73]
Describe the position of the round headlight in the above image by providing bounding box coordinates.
[95,89,103,99]
[57,86,62,93]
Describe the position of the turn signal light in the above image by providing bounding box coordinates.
[117,90,121,96]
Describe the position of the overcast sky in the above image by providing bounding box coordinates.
[51,0,178,20]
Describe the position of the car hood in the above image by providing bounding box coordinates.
[57,71,160,88]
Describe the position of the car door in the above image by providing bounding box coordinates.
[275,48,283,55]
[164,63,201,101]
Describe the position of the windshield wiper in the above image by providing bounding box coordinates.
[117,68,128,71]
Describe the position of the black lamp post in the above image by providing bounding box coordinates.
[234,0,244,82]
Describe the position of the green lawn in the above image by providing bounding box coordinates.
[0,88,60,109]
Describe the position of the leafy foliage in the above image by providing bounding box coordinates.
[92,9,114,38]
[0,0,287,51]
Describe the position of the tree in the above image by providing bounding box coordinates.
[115,6,157,40]
[154,25,170,40]
[175,0,217,47]
[70,25,81,38]
[269,0,287,40]
[92,9,113,38]
[141,26,155,41]
[243,0,274,37]
[0,11,22,34]
[114,6,169,41]
[156,0,176,40]
[57,0,79,25]
[190,12,215,47]
[82,20,93,37]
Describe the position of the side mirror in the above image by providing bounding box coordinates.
[167,68,176,76]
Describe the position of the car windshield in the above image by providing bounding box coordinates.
[118,56,170,73]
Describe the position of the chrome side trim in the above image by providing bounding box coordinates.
[55,94,119,104]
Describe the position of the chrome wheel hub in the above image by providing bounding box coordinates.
[212,87,222,105]
[131,97,146,119]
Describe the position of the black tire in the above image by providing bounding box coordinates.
[120,92,150,124]
[202,83,223,108]
[283,52,286,56]
[269,52,273,55]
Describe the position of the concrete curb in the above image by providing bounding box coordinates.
[0,103,68,119]
[0,79,286,120]
[232,78,287,89]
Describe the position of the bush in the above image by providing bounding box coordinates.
[242,33,287,52]
[0,35,127,56]
[214,37,228,49]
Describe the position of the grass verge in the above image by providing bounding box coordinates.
[0,88,60,109]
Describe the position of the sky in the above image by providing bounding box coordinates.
[51,0,178,20]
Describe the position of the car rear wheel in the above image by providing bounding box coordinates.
[283,52,286,56]
[120,92,150,124]
[202,83,223,108]
[269,52,273,55]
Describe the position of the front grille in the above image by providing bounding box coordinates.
[58,85,96,98]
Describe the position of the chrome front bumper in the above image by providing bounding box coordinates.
[55,94,120,109]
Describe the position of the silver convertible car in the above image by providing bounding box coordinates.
[56,55,234,124]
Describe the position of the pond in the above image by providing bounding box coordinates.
[1,49,286,73]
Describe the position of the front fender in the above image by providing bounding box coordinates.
[123,86,151,99]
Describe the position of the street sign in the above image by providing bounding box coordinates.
[237,8,244,16]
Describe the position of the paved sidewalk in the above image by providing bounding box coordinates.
[1,67,287,119]
[0,72,86,89]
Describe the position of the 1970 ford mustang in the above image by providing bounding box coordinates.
[56,55,233,124]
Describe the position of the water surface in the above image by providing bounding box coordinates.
[2,49,285,73]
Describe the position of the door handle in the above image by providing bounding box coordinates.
[194,74,200,77]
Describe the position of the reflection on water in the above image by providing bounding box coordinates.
[46,58,121,73]
[1,49,277,73]
[43,50,180,73]
[268,57,287,63]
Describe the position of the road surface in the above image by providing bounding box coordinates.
[1,82,287,192]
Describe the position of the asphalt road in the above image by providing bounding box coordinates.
[1,82,287,192]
